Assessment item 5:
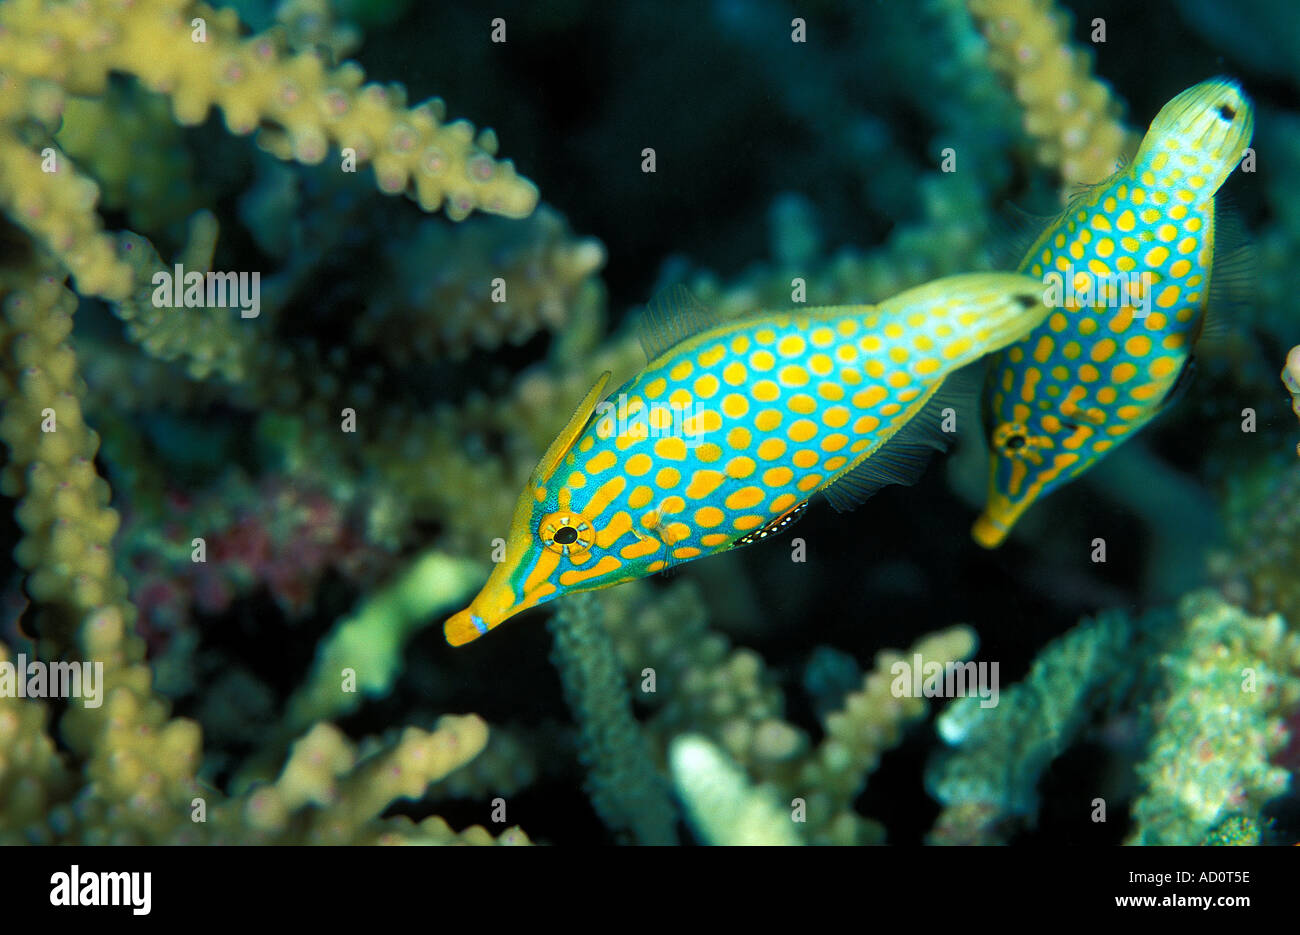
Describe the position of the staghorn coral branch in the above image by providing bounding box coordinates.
[549,592,678,845]
[0,232,522,845]
[0,135,134,300]
[0,0,538,222]
[967,0,1138,186]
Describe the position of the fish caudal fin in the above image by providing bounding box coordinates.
[875,272,1052,372]
[972,491,1023,549]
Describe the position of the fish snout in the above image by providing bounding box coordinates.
[444,563,528,646]
[444,606,494,646]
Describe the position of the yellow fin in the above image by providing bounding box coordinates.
[531,371,612,486]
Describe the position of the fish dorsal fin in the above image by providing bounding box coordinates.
[1201,198,1255,343]
[990,200,1059,272]
[637,285,720,361]
[822,364,982,513]
[530,371,612,486]
[1063,153,1129,202]
[994,156,1131,271]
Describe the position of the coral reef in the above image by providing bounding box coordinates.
[927,607,1139,844]
[670,733,802,846]
[1214,463,1300,659]
[929,592,1300,845]
[1127,593,1299,846]
[548,592,677,845]
[0,0,1297,847]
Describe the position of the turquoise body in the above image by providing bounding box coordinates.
[973,78,1254,547]
[447,272,1049,644]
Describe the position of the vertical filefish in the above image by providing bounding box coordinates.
[973,78,1254,547]
[446,272,1051,645]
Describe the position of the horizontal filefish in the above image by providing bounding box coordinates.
[446,272,1051,645]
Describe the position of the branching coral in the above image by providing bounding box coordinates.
[0,0,538,229]
[928,608,1142,844]
[590,580,975,844]
[284,550,484,734]
[0,641,75,832]
[1215,462,1300,652]
[548,592,677,845]
[359,206,606,363]
[926,591,1300,845]
[670,734,802,846]
[783,626,977,845]
[0,261,132,661]
[1127,592,1299,845]
[966,0,1137,186]
[0,257,508,842]
[53,80,202,237]
[111,214,265,381]
[0,0,552,839]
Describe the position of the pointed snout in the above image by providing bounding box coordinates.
[443,557,550,646]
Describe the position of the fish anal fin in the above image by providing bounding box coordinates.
[531,371,612,486]
[822,365,981,513]
[637,284,720,362]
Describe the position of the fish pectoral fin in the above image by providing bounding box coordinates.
[629,521,675,573]
[1059,398,1106,426]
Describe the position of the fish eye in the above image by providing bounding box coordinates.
[539,510,595,556]
[1217,102,1237,121]
[993,422,1033,456]
[1015,293,1040,310]
[553,526,579,544]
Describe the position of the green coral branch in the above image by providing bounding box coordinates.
[549,592,678,845]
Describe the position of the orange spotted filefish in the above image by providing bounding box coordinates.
[973,78,1254,547]
[445,272,1051,645]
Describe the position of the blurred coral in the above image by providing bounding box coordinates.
[1285,346,1300,457]
[966,0,1137,186]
